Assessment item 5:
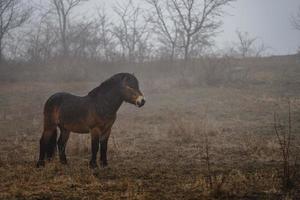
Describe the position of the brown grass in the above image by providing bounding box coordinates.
[1,57,300,199]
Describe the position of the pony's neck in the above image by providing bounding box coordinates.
[93,88,123,117]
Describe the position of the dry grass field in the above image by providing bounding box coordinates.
[0,56,300,199]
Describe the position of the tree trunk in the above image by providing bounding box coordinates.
[0,38,3,64]
[62,35,68,57]
[61,15,68,57]
[170,42,175,61]
[184,35,191,61]
[184,46,188,60]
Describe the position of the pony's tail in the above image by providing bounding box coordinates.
[37,94,61,167]
[45,128,57,160]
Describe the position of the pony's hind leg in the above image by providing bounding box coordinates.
[57,127,70,165]
[36,127,57,167]
[46,128,58,160]
[37,135,47,167]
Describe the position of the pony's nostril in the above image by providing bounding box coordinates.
[140,99,145,107]
[136,96,145,107]
[137,98,145,107]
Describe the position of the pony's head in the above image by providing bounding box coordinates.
[119,73,145,107]
[89,73,146,107]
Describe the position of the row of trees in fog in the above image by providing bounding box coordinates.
[0,0,299,65]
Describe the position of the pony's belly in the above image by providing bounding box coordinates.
[63,123,90,133]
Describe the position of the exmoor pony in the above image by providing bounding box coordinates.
[36,73,145,168]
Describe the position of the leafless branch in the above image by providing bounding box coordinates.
[0,0,32,62]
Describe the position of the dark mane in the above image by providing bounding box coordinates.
[88,73,134,97]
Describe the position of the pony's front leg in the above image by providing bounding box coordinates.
[89,128,100,169]
[100,123,114,167]
[100,138,108,167]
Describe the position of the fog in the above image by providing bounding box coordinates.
[1,1,300,199]
[218,0,300,55]
[76,0,300,55]
[29,0,300,56]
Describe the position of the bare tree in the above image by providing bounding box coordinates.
[291,6,300,54]
[26,19,59,63]
[274,100,297,192]
[146,0,180,60]
[112,0,149,62]
[96,7,117,62]
[291,6,300,31]
[72,9,117,62]
[236,30,267,58]
[236,30,257,58]
[67,21,94,58]
[49,0,88,57]
[0,0,31,63]
[167,0,234,60]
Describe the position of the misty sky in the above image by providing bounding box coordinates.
[218,0,300,55]
[73,0,300,55]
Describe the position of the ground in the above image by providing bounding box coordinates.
[1,57,300,199]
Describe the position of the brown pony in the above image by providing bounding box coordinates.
[36,73,145,168]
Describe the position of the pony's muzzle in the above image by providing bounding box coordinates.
[136,96,146,107]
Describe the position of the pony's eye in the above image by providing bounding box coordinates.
[127,80,134,86]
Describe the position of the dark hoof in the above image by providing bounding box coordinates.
[60,159,68,165]
[36,160,45,168]
[101,162,108,168]
[89,161,98,169]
